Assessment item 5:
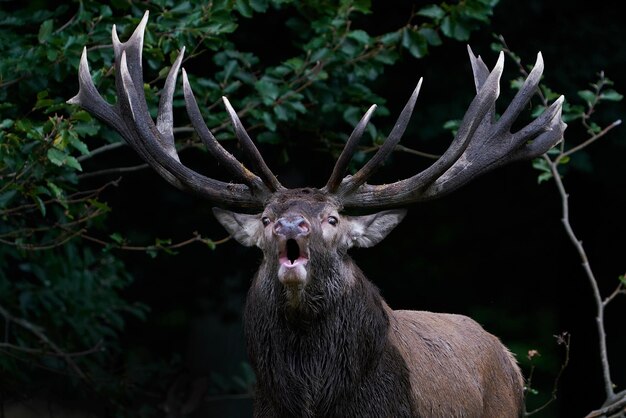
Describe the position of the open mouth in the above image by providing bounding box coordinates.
[278,238,309,268]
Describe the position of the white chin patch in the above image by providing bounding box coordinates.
[278,259,308,287]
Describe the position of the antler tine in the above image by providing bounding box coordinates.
[68,11,270,209]
[324,104,377,193]
[68,47,129,140]
[495,52,544,132]
[340,48,565,209]
[69,45,184,189]
[400,51,505,189]
[334,78,423,198]
[181,71,269,193]
[222,97,284,192]
[155,46,185,161]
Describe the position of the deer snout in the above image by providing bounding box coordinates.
[273,216,310,238]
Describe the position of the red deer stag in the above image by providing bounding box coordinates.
[69,11,565,418]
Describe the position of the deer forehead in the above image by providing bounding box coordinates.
[264,188,342,220]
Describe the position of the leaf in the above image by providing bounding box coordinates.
[273,105,289,121]
[347,30,371,45]
[599,90,623,102]
[250,0,269,12]
[204,239,217,250]
[170,2,192,13]
[33,195,46,216]
[532,157,554,183]
[261,112,276,131]
[110,233,124,244]
[0,190,18,208]
[419,27,442,46]
[402,30,428,58]
[47,148,66,166]
[342,106,361,126]
[38,19,53,44]
[46,181,67,208]
[235,0,253,18]
[65,155,82,171]
[255,79,280,104]
[349,0,372,13]
[68,136,89,155]
[441,15,471,41]
[537,172,553,184]
[417,5,445,20]
[577,89,596,104]
[379,31,401,46]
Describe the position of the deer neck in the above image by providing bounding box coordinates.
[243,259,392,413]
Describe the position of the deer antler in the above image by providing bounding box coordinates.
[69,13,564,213]
[68,11,280,209]
[331,46,565,209]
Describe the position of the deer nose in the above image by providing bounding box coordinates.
[274,216,310,238]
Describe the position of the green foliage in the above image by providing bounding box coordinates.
[0,0,499,413]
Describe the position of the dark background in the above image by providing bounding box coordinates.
[81,1,625,416]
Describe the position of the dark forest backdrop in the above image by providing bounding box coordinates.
[0,0,624,417]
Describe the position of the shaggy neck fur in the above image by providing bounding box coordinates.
[244,257,414,418]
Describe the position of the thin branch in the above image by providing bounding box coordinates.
[585,390,626,418]
[0,303,89,381]
[0,228,85,251]
[79,231,230,252]
[358,143,440,160]
[394,144,439,159]
[525,333,571,416]
[0,340,104,358]
[77,163,150,180]
[545,154,615,399]
[560,120,622,159]
[0,178,119,216]
[603,281,626,307]
[77,142,126,162]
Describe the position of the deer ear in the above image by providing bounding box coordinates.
[212,207,262,247]
[347,209,407,248]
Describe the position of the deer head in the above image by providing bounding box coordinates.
[213,189,406,309]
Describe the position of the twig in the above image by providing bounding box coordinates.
[0,340,104,358]
[0,303,89,381]
[544,153,615,399]
[560,120,622,159]
[77,163,150,180]
[79,231,230,252]
[77,142,126,162]
[585,390,626,418]
[525,333,571,416]
[603,282,626,307]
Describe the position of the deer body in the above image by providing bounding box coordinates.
[246,267,524,418]
[70,11,565,418]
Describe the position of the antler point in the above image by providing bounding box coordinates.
[66,95,80,106]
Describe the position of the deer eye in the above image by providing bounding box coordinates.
[261,217,271,227]
[327,216,338,226]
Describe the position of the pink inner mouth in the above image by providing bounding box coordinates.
[279,256,308,268]
[279,238,309,269]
